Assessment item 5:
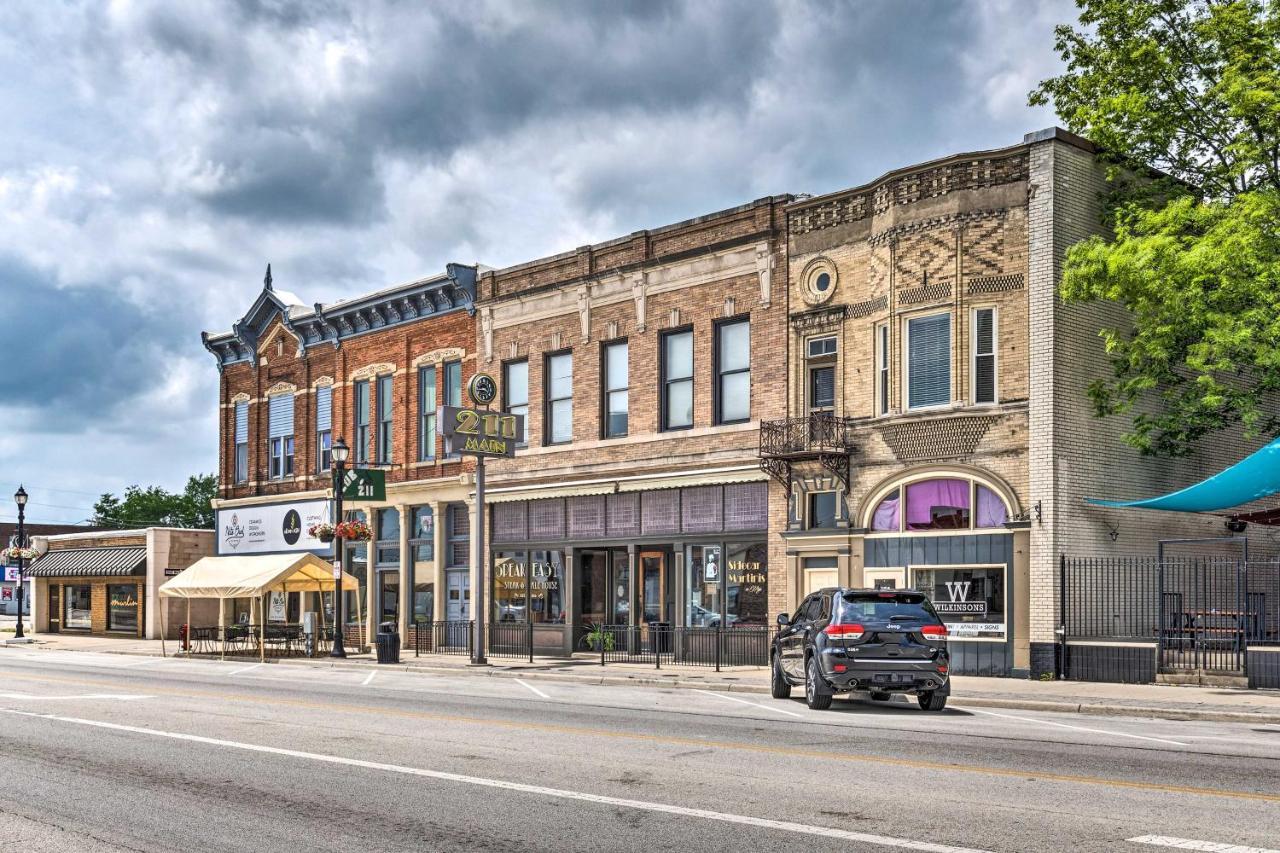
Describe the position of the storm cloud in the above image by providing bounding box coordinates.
[0,0,1071,523]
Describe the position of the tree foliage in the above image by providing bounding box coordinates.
[1031,0,1280,455]
[92,474,217,529]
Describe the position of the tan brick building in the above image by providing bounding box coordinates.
[203,265,480,647]
[474,197,791,655]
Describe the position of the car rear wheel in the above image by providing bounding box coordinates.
[917,690,948,711]
[870,691,892,702]
[770,652,791,699]
[804,654,833,710]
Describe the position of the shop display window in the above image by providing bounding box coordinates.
[107,584,139,633]
[911,566,1006,639]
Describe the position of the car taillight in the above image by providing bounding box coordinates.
[921,625,948,641]
[824,623,866,638]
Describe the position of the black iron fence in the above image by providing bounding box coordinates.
[759,413,856,456]
[410,620,474,657]
[1060,556,1280,681]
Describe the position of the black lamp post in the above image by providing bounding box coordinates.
[330,438,350,658]
[14,486,27,640]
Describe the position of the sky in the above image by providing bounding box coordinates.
[0,0,1073,526]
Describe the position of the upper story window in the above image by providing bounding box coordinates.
[869,474,1010,532]
[661,329,693,430]
[904,313,950,410]
[418,366,436,461]
[316,386,333,473]
[234,401,249,483]
[602,341,628,438]
[875,324,890,416]
[443,360,462,458]
[715,319,750,424]
[376,374,394,464]
[544,351,573,445]
[354,379,370,464]
[504,360,529,446]
[806,335,836,414]
[808,491,839,529]
[972,307,997,405]
[267,393,295,480]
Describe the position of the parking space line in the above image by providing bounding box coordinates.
[956,706,1187,746]
[1128,834,1280,853]
[362,671,376,686]
[693,689,805,718]
[226,663,265,677]
[514,679,549,699]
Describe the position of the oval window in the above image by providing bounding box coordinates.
[815,272,831,292]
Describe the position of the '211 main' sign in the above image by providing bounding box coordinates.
[440,406,525,458]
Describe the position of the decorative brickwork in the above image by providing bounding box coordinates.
[898,280,952,306]
[878,416,997,462]
[847,294,888,319]
[966,273,1025,295]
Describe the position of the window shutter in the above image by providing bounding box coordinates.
[316,387,332,432]
[908,315,950,408]
[268,394,295,438]
[234,402,248,443]
[973,309,995,404]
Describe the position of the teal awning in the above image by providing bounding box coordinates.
[1087,436,1280,513]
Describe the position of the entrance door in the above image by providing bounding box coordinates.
[48,585,60,633]
[638,551,669,625]
[445,570,470,621]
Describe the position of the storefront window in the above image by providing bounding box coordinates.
[725,543,768,626]
[493,551,527,623]
[378,571,399,625]
[492,550,565,624]
[905,478,970,530]
[376,508,400,566]
[912,566,1006,639]
[686,545,723,627]
[64,585,92,630]
[413,582,434,624]
[411,506,434,561]
[107,584,140,632]
[345,510,368,626]
[530,551,565,624]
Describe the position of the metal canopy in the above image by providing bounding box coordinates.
[1086,435,1280,513]
[26,546,146,578]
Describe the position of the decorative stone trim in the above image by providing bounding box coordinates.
[966,273,1025,295]
[867,208,1007,248]
[312,375,335,388]
[878,415,997,462]
[350,362,396,381]
[412,348,465,368]
[230,392,251,404]
[265,381,298,396]
[789,305,848,333]
[799,256,839,307]
[847,294,888,320]
[899,280,952,306]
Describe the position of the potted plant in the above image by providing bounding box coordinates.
[334,519,372,542]
[580,623,615,653]
[308,522,336,543]
[1,546,37,562]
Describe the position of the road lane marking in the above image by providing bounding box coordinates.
[693,689,805,718]
[226,663,265,676]
[117,657,168,668]
[956,706,1188,746]
[1129,834,1280,852]
[0,709,992,853]
[1,667,1274,804]
[0,692,151,701]
[362,671,376,686]
[514,679,549,699]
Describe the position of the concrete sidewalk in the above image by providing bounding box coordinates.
[12,632,1280,724]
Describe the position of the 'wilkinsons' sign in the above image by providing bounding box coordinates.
[216,499,331,555]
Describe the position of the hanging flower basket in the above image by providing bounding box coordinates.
[308,522,336,543]
[334,520,372,542]
[1,546,37,562]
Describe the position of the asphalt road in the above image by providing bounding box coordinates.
[0,649,1276,853]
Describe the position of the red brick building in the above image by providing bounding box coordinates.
[203,264,480,646]
[474,197,792,654]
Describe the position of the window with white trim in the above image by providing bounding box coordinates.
[234,401,249,483]
[661,329,693,430]
[904,313,950,410]
[443,360,462,458]
[602,342,628,437]
[376,373,393,464]
[972,307,997,405]
[316,386,332,472]
[354,379,370,464]
[267,393,294,480]
[806,335,836,414]
[544,352,573,445]
[875,323,890,416]
[715,319,750,424]
[503,359,528,446]
[418,366,436,461]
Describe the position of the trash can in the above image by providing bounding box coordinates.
[375,621,401,664]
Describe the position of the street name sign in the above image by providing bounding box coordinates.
[341,469,386,501]
[440,406,524,458]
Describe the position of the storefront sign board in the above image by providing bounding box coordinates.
[217,499,331,555]
[268,591,287,622]
[341,469,386,501]
[440,406,523,458]
[3,566,19,582]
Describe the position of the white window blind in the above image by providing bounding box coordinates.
[268,394,294,438]
[907,314,950,409]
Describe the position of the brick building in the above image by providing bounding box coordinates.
[769,128,1264,677]
[1,522,94,616]
[474,197,791,654]
[202,264,480,647]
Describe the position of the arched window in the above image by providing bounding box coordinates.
[868,474,1010,532]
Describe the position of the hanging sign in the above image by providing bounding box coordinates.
[268,591,287,622]
[333,561,342,580]
[3,567,20,582]
[440,406,524,458]
[341,469,386,501]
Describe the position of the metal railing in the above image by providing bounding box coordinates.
[410,620,474,657]
[759,413,856,457]
[586,623,773,670]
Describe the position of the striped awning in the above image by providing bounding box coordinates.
[26,546,146,578]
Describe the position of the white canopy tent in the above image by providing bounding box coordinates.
[159,552,361,661]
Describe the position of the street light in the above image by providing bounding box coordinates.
[13,486,27,640]
[330,438,350,658]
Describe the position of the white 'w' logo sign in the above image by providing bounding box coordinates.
[944,581,971,602]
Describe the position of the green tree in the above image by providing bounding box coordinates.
[92,474,217,529]
[1031,0,1280,455]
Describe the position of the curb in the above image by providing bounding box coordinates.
[15,645,1280,725]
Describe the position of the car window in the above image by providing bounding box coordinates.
[838,592,939,623]
[819,594,832,621]
[790,598,810,625]
[804,596,823,622]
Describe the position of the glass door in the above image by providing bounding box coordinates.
[48,584,60,632]
[578,550,609,626]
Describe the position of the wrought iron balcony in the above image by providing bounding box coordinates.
[759,414,857,458]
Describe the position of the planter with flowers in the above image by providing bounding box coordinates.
[334,519,372,542]
[1,546,37,562]
[308,522,336,544]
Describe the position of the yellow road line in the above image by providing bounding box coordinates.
[1,667,1276,804]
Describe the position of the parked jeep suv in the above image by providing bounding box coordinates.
[772,588,950,711]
